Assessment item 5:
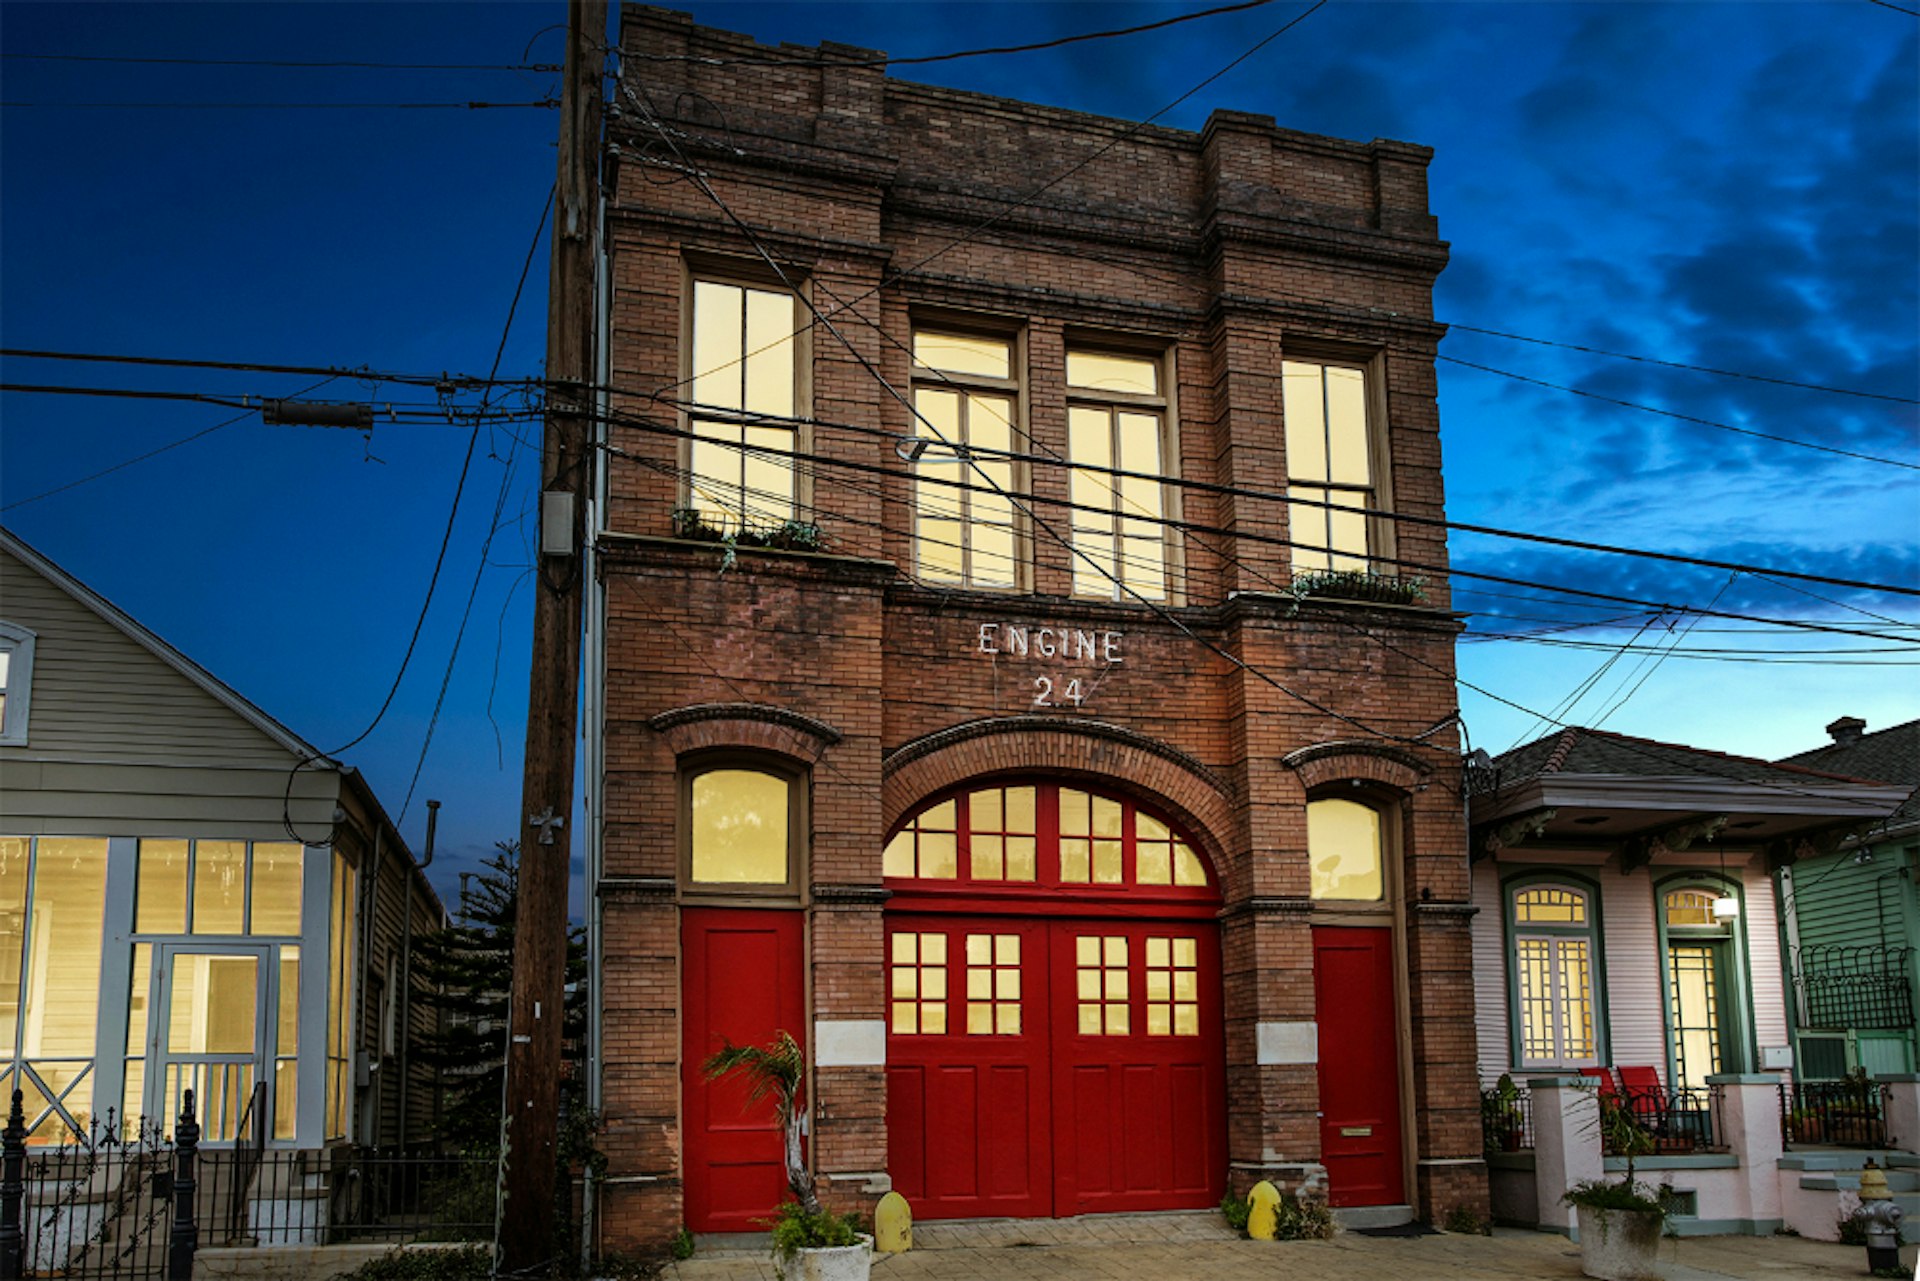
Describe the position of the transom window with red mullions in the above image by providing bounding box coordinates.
[883,781,1217,904]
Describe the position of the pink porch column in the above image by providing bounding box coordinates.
[1528,1075,1602,1235]
[1705,1073,1785,1228]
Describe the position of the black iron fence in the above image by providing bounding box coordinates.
[1616,1084,1719,1154]
[1794,944,1915,1030]
[1481,1080,1534,1153]
[1,1087,500,1281]
[1780,1077,1893,1150]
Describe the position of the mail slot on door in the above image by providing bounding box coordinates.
[1340,1126,1373,1137]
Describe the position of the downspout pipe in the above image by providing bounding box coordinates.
[397,799,439,1151]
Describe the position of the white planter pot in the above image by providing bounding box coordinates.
[1574,1205,1664,1281]
[773,1233,873,1281]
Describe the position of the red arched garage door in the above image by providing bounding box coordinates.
[883,781,1225,1220]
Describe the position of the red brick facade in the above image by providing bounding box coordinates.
[589,5,1486,1246]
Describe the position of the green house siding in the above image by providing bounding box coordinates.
[1781,838,1919,1075]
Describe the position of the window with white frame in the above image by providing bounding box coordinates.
[1066,348,1172,600]
[0,622,36,747]
[1282,359,1380,575]
[1510,882,1599,1067]
[0,836,108,1142]
[687,277,803,533]
[910,330,1022,588]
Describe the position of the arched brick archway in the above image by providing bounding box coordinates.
[1281,739,1433,797]
[647,701,842,763]
[882,715,1237,881]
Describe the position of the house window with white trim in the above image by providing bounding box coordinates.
[0,622,36,747]
[1510,883,1599,1067]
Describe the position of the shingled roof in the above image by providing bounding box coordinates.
[1493,726,1874,789]
[1779,719,1920,830]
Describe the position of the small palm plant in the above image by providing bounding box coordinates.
[703,1030,820,1214]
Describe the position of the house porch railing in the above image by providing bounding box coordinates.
[1617,1083,1720,1154]
[1779,1077,1893,1150]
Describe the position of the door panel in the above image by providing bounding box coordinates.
[682,908,804,1232]
[1313,926,1405,1207]
[151,946,268,1143]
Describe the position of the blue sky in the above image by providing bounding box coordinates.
[3,2,1916,910]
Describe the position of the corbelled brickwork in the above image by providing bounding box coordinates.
[591,4,1485,1248]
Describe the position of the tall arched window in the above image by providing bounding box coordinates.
[1306,797,1383,901]
[1509,882,1600,1068]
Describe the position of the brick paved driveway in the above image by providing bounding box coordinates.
[665,1213,1919,1280]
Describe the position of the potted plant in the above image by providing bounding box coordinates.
[1563,1089,1667,1281]
[703,1031,872,1281]
[1786,1107,1824,1145]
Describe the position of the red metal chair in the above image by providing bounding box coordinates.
[1615,1065,1671,1138]
[1579,1066,1620,1099]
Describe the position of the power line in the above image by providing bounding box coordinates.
[0,98,558,110]
[1439,354,1920,472]
[0,381,515,420]
[1446,323,1919,406]
[641,392,1920,601]
[1,52,561,71]
[0,347,531,389]
[1866,0,1920,15]
[622,0,1283,69]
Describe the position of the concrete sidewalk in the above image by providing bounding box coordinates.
[666,1212,1920,1280]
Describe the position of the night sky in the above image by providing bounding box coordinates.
[3,2,1915,911]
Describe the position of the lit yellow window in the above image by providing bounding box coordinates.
[1515,886,1586,925]
[1307,797,1383,901]
[1059,789,1123,885]
[250,844,304,935]
[965,933,1021,1034]
[1075,935,1129,1035]
[912,331,1020,589]
[193,840,247,934]
[1134,812,1207,887]
[136,839,190,933]
[1067,349,1168,601]
[883,798,958,880]
[1283,360,1376,575]
[890,932,949,1035]
[688,279,799,533]
[690,769,791,885]
[967,786,1037,882]
[1665,889,1720,928]
[1145,936,1199,1036]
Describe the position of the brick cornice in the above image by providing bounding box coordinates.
[649,702,843,762]
[1281,740,1436,795]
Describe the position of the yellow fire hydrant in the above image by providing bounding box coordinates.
[1856,1159,1903,1274]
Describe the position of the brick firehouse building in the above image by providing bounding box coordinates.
[585,6,1484,1245]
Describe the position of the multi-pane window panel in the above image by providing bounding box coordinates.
[883,798,959,880]
[1667,943,1723,1091]
[1145,937,1199,1036]
[135,839,305,937]
[689,280,800,531]
[1058,788,1124,885]
[1133,812,1207,887]
[1515,886,1587,926]
[1515,933,1598,1066]
[966,786,1037,882]
[912,331,1020,588]
[965,933,1021,1035]
[891,932,949,1035]
[1664,889,1720,928]
[1282,360,1376,574]
[0,837,109,1141]
[1067,349,1169,602]
[1076,935,1130,1035]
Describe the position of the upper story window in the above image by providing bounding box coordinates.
[911,330,1021,589]
[687,278,802,534]
[0,622,36,747]
[1306,796,1383,901]
[1510,881,1599,1067]
[1282,359,1380,575]
[683,761,803,898]
[1066,349,1171,602]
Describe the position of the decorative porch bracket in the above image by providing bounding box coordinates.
[1621,814,1729,874]
[1475,808,1556,861]
[1765,820,1870,871]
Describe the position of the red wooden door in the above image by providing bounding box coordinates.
[885,914,1223,1220]
[1049,920,1224,1216]
[682,907,805,1232]
[886,917,1054,1219]
[1312,925,1405,1207]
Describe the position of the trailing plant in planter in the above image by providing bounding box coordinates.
[703,1031,871,1281]
[1481,1073,1525,1153]
[1563,1091,1667,1281]
[1288,570,1428,608]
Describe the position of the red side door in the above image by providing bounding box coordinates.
[1312,925,1405,1207]
[1049,920,1224,1216]
[886,917,1053,1219]
[682,907,805,1232]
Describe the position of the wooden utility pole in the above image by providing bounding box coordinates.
[501,1,603,1274]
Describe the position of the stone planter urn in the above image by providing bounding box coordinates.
[773,1233,874,1281]
[1575,1205,1663,1281]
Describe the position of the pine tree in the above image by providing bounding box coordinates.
[411,841,587,1152]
